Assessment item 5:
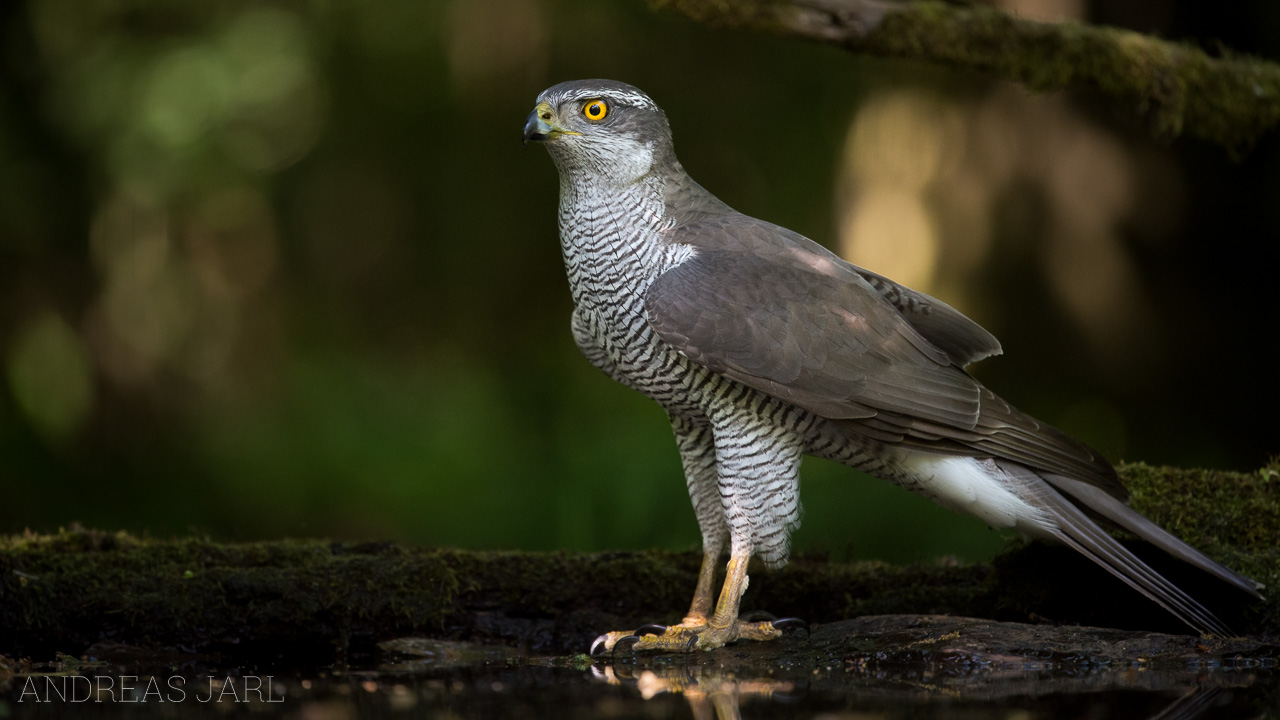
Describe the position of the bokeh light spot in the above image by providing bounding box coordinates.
[7,312,95,442]
[837,90,958,295]
[446,0,547,95]
[840,187,938,292]
[187,186,280,300]
[142,46,233,150]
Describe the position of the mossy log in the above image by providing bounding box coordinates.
[0,462,1275,661]
[646,0,1280,152]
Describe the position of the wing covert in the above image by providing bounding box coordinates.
[645,246,984,428]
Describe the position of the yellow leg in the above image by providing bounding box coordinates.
[703,554,780,643]
[709,555,749,630]
[681,548,720,625]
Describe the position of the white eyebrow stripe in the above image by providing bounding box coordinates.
[556,88,658,110]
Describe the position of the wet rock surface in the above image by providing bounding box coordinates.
[580,615,1279,717]
[8,614,1272,718]
[591,614,1277,694]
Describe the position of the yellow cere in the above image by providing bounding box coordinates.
[583,100,608,121]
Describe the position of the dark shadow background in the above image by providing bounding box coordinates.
[0,0,1276,563]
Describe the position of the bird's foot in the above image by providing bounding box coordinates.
[590,616,806,654]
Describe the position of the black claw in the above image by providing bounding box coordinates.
[634,624,667,637]
[612,635,641,653]
[589,637,609,657]
[771,617,808,633]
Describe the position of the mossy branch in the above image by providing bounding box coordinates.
[646,0,1280,151]
[0,463,1275,660]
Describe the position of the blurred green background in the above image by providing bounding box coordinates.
[1,0,1276,564]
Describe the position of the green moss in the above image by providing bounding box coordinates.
[644,0,786,29]
[752,556,990,622]
[0,529,459,656]
[1119,460,1280,551]
[2,463,1274,660]
[0,529,989,657]
[648,0,1280,151]
[874,4,1280,150]
[1118,460,1280,631]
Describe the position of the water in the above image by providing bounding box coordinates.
[3,621,1276,718]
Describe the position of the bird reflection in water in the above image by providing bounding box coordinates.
[592,663,795,720]
[590,657,1235,720]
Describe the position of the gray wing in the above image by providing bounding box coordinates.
[646,215,1123,497]
[851,265,1002,366]
[656,212,1003,366]
[647,245,978,425]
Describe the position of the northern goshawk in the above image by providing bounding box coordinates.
[522,79,1261,653]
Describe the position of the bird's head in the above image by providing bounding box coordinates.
[523,79,674,186]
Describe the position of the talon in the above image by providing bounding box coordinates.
[590,635,610,656]
[612,635,641,653]
[634,624,667,637]
[771,617,807,633]
[590,630,641,656]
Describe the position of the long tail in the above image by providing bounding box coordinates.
[997,460,1263,637]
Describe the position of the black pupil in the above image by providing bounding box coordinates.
[589,103,602,117]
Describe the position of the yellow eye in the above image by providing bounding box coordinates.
[583,100,608,121]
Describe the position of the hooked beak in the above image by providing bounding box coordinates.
[523,101,577,146]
